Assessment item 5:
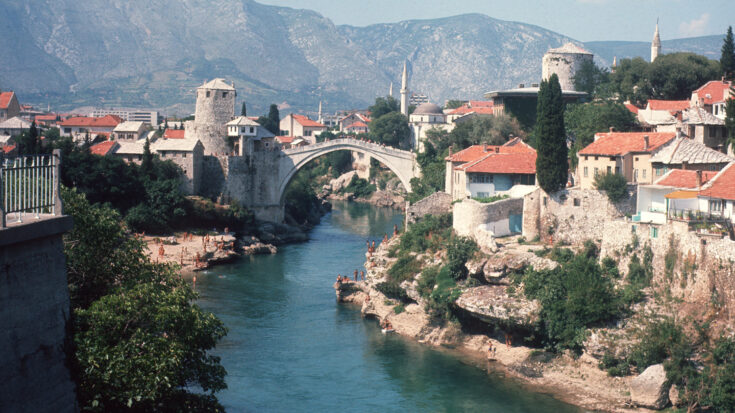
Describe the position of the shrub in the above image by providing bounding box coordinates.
[341,175,376,198]
[375,281,410,303]
[599,352,631,377]
[628,317,686,370]
[393,303,405,314]
[445,236,478,280]
[388,255,422,283]
[593,172,628,203]
[472,194,509,203]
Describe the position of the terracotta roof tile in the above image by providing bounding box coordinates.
[347,121,368,129]
[699,162,735,200]
[163,129,186,139]
[445,140,534,162]
[0,92,15,109]
[647,99,690,113]
[693,80,732,105]
[276,136,295,144]
[579,132,676,156]
[624,103,639,114]
[89,140,118,156]
[654,169,718,189]
[293,114,325,128]
[460,151,537,174]
[59,114,123,128]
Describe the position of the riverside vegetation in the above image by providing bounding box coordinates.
[368,212,735,412]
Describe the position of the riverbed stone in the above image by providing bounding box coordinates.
[630,364,669,409]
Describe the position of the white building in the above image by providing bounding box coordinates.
[226,116,276,155]
[92,109,160,126]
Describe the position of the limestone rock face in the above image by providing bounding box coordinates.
[455,285,540,328]
[465,258,487,278]
[329,171,357,192]
[630,364,669,409]
[481,250,557,284]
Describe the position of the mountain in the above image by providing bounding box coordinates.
[0,0,724,115]
[586,35,724,67]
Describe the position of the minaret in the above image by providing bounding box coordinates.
[612,56,617,69]
[651,20,661,62]
[400,60,409,117]
[318,100,322,122]
[389,82,393,98]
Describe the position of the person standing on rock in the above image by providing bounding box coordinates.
[360,270,365,281]
[354,269,359,281]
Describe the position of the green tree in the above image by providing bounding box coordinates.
[141,138,154,177]
[572,60,610,97]
[62,188,227,412]
[241,101,247,116]
[722,26,735,80]
[593,172,628,203]
[648,53,720,100]
[535,73,568,193]
[368,96,399,119]
[607,57,652,105]
[257,104,280,135]
[565,102,637,166]
[444,100,466,110]
[726,88,735,153]
[369,111,410,148]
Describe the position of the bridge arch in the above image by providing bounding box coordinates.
[277,138,418,205]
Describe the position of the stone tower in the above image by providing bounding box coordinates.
[400,61,409,116]
[541,43,594,91]
[188,78,236,156]
[651,22,661,62]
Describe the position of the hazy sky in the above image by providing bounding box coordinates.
[257,0,734,42]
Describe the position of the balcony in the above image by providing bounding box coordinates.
[1,150,62,228]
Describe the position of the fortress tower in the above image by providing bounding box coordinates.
[651,22,661,62]
[541,43,594,91]
[187,78,236,155]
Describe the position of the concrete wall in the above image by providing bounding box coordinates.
[453,197,524,238]
[0,216,77,413]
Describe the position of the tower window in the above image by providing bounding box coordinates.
[223,92,228,98]
[206,91,210,98]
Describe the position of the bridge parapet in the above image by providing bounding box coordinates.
[282,138,414,160]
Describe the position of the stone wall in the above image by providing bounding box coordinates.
[542,51,593,91]
[199,155,228,200]
[0,217,77,413]
[407,192,452,223]
[453,197,523,237]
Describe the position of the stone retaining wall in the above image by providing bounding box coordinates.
[453,197,523,238]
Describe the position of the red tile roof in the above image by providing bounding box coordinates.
[624,103,640,115]
[34,114,58,121]
[347,121,368,129]
[163,129,186,139]
[0,92,15,109]
[693,80,732,105]
[459,151,537,174]
[449,105,495,115]
[1,144,16,154]
[469,100,494,107]
[59,114,123,128]
[655,169,718,189]
[446,140,534,162]
[293,114,325,128]
[89,140,118,156]
[647,99,690,113]
[276,136,295,144]
[579,132,676,156]
[699,162,735,200]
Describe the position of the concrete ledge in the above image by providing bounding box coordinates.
[0,216,73,247]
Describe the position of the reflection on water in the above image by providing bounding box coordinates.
[194,202,580,412]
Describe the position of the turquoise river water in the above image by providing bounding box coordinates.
[194,201,582,412]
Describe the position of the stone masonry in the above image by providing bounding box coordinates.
[0,216,77,413]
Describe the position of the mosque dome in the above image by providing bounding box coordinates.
[412,102,443,115]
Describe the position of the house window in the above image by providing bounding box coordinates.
[594,167,599,176]
[222,92,228,98]
[64,128,71,133]
[573,198,580,207]
[206,91,210,98]
[607,166,612,174]
[250,127,254,133]
[583,167,588,177]
[710,200,723,213]
[642,169,646,179]
[594,156,598,160]
[615,166,620,175]
[634,169,638,181]
[305,130,312,136]
[182,153,187,158]
[241,127,246,133]
[650,227,658,238]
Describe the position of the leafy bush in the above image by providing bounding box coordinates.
[393,303,405,314]
[593,172,628,203]
[341,175,376,198]
[628,317,686,370]
[398,214,452,254]
[388,255,422,283]
[599,352,631,377]
[445,236,478,280]
[375,281,410,303]
[472,194,509,203]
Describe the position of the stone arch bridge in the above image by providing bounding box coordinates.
[224,138,420,222]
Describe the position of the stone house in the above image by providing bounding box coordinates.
[0,90,20,121]
[112,121,147,141]
[339,112,370,132]
[636,169,718,225]
[58,115,123,137]
[445,138,536,200]
[649,136,733,179]
[226,116,275,156]
[577,132,677,189]
[445,100,495,123]
[89,140,119,156]
[679,107,728,151]
[280,114,327,143]
[697,162,735,224]
[690,80,732,120]
[0,116,31,137]
[343,120,369,134]
[275,135,307,149]
[637,99,690,130]
[163,128,186,139]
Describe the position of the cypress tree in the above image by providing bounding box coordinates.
[29,121,39,154]
[726,87,735,153]
[267,104,280,135]
[141,138,153,178]
[535,74,568,193]
[241,102,247,116]
[722,26,735,80]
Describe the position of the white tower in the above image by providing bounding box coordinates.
[318,100,322,122]
[651,21,661,62]
[400,61,409,116]
[389,82,393,98]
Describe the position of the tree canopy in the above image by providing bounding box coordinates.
[368,96,399,119]
[726,88,735,153]
[572,60,611,97]
[369,111,410,148]
[257,104,280,135]
[565,102,638,166]
[535,74,568,193]
[722,26,735,80]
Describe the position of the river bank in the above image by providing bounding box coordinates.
[335,235,647,413]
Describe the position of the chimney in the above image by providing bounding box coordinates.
[696,170,702,188]
[643,135,649,151]
[609,127,615,133]
[495,146,500,153]
[682,161,688,170]
[483,143,488,152]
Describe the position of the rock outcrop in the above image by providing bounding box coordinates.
[455,285,540,328]
[630,364,669,409]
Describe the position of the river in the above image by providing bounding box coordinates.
[194,201,581,412]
